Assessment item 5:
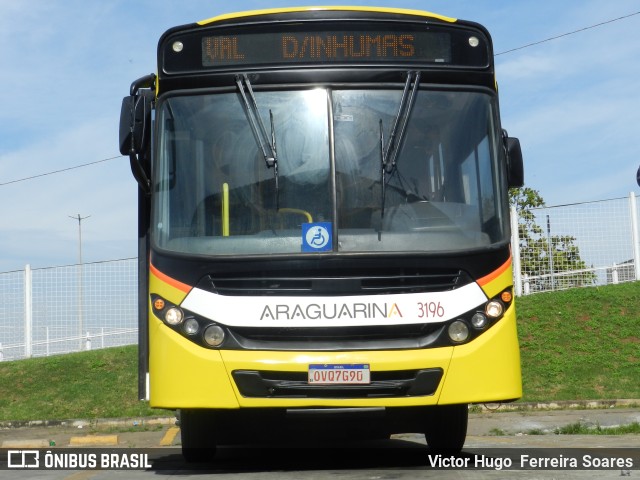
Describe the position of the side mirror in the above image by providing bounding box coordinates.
[636,166,640,187]
[119,74,155,194]
[505,136,524,188]
[119,92,152,156]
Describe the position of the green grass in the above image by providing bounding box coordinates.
[489,423,640,436]
[0,282,638,421]
[0,346,161,421]
[554,421,640,435]
[517,282,640,402]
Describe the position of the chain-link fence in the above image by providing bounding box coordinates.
[511,192,640,295]
[0,259,138,362]
[2,193,639,361]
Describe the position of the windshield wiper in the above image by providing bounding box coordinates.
[379,119,387,222]
[379,71,421,224]
[382,71,421,174]
[235,74,280,208]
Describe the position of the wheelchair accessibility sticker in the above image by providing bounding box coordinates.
[302,222,332,252]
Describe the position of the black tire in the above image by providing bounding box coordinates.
[179,409,217,463]
[424,404,468,453]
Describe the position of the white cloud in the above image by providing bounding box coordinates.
[2,0,640,271]
[0,116,137,270]
[493,0,640,205]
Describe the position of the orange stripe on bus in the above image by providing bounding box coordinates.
[476,258,512,287]
[150,263,192,294]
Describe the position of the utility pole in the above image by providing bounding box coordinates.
[69,214,90,349]
[546,215,555,291]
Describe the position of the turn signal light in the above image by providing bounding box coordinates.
[153,298,165,311]
[501,290,513,303]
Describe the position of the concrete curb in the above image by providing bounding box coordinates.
[478,399,640,412]
[0,416,176,430]
[1,439,51,448]
[69,434,119,446]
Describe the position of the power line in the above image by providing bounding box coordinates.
[495,10,640,56]
[0,156,122,187]
[2,13,639,189]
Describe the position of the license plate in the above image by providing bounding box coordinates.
[308,364,371,385]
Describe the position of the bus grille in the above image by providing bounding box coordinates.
[225,323,446,351]
[232,368,443,398]
[197,268,467,296]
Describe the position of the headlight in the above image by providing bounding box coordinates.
[485,300,504,319]
[184,318,199,335]
[203,325,225,347]
[471,312,488,329]
[448,320,469,343]
[165,307,184,326]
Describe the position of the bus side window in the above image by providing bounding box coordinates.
[426,145,445,202]
[460,150,479,207]
[459,135,502,238]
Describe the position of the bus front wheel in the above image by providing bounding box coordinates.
[179,409,217,463]
[424,404,468,453]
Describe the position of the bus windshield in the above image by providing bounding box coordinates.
[153,87,508,256]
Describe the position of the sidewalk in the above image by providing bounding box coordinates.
[468,405,640,436]
[0,417,178,449]
[1,402,638,449]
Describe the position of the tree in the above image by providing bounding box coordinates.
[509,187,596,292]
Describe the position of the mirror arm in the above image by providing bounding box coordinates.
[130,73,156,96]
[129,153,151,195]
[122,73,155,195]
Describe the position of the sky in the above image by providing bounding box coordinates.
[1,0,640,272]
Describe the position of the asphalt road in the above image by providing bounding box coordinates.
[1,407,639,479]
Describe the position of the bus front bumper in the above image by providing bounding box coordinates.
[148,309,521,409]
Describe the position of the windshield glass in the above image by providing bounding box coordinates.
[153,88,507,256]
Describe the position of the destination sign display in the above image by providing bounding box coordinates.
[162,23,489,73]
[202,31,451,66]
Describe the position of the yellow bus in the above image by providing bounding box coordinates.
[119,6,524,461]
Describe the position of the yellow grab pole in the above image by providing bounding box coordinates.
[222,183,230,236]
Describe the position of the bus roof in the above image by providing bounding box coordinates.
[197,6,457,26]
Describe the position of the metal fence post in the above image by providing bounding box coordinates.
[24,264,33,358]
[510,206,523,296]
[629,192,640,281]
